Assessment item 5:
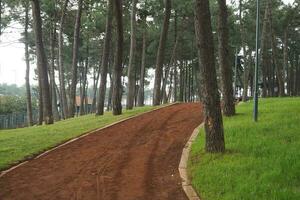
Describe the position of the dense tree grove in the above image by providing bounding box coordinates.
[0,0,299,152]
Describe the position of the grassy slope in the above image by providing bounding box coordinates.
[0,106,159,170]
[189,98,300,200]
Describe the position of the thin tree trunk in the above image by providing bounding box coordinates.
[153,0,171,105]
[38,81,43,125]
[137,19,146,107]
[268,0,285,96]
[107,73,113,111]
[261,3,270,98]
[195,0,225,153]
[69,0,83,117]
[80,56,88,115]
[96,0,113,115]
[283,29,290,95]
[242,51,251,101]
[24,2,33,126]
[58,0,69,119]
[126,0,138,109]
[112,0,123,115]
[31,0,53,124]
[49,22,60,121]
[217,0,235,116]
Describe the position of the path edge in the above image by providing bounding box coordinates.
[0,103,179,178]
[179,122,204,200]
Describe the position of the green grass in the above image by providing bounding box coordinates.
[0,106,160,170]
[188,98,300,200]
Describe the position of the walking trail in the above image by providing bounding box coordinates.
[0,103,203,200]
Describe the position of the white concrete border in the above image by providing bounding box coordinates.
[0,103,178,178]
[179,122,204,200]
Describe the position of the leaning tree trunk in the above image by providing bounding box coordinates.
[31,0,53,124]
[69,0,83,117]
[194,0,225,153]
[137,18,146,107]
[49,22,60,121]
[153,0,171,105]
[126,0,138,109]
[112,0,124,115]
[217,0,235,116]
[58,0,69,119]
[96,0,113,115]
[24,2,33,126]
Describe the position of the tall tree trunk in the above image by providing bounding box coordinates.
[217,0,235,116]
[261,3,270,98]
[283,28,290,95]
[137,19,146,107]
[58,0,69,119]
[24,2,33,126]
[49,22,60,121]
[31,0,53,124]
[112,0,123,115]
[195,0,225,153]
[268,0,285,97]
[126,0,138,109]
[96,0,113,115]
[69,0,83,117]
[153,0,171,105]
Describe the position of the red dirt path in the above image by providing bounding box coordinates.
[0,103,203,200]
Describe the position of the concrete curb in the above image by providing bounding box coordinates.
[0,103,179,178]
[179,122,204,200]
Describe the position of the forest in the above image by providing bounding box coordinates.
[0,0,299,150]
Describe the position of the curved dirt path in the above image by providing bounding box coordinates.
[0,103,203,200]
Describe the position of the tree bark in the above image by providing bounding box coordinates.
[31,0,53,124]
[112,0,123,115]
[126,0,138,109]
[137,18,146,107]
[217,0,235,116]
[153,0,171,105]
[96,0,113,115]
[69,0,83,117]
[24,2,33,126]
[58,0,69,119]
[194,0,225,153]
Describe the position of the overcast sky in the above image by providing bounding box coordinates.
[0,0,295,86]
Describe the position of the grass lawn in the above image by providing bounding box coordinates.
[0,106,159,170]
[188,98,300,200]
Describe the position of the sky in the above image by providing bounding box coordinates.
[0,0,295,86]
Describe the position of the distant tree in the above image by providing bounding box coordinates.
[153,0,171,106]
[69,0,83,117]
[58,0,69,119]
